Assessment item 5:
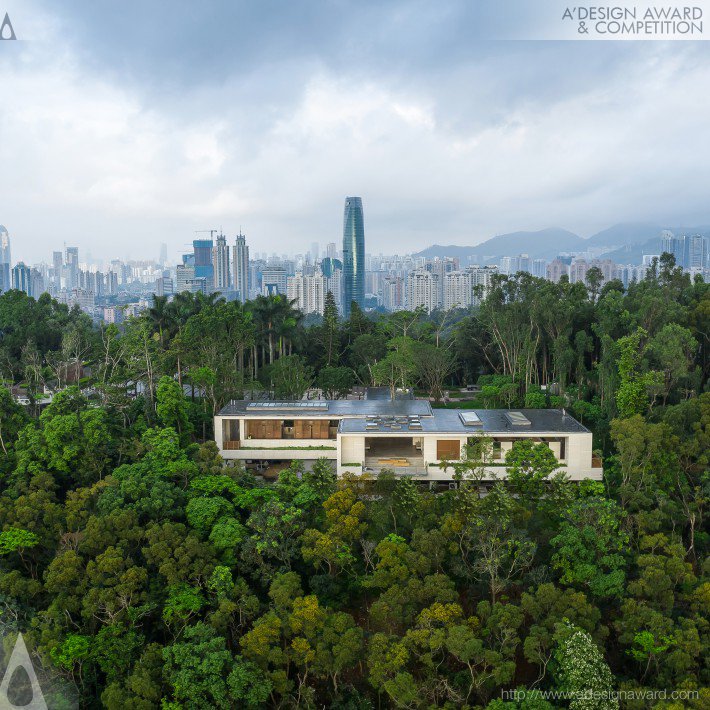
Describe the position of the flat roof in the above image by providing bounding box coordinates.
[218,399,433,418]
[339,408,590,434]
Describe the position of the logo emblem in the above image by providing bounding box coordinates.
[0,633,48,709]
[0,13,16,40]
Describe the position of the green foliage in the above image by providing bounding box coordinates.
[318,365,355,399]
[551,496,628,600]
[267,354,314,399]
[0,273,708,708]
[0,527,39,555]
[553,622,618,710]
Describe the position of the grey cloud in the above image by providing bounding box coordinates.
[2,1,710,263]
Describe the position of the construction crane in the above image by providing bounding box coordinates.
[183,230,221,250]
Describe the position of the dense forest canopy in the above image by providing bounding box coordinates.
[0,255,708,709]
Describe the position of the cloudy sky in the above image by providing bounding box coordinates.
[2,0,710,264]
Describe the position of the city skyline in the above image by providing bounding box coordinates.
[2,211,707,323]
[4,1,710,262]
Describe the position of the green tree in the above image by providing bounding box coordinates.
[551,495,628,600]
[156,375,192,439]
[162,623,233,709]
[553,622,618,710]
[267,354,314,400]
[318,366,355,399]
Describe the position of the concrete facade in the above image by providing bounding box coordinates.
[214,401,602,482]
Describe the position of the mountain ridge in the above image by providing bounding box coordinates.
[414,222,710,262]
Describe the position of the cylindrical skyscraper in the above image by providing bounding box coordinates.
[342,196,365,316]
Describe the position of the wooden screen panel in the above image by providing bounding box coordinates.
[294,419,330,439]
[314,420,329,439]
[248,419,282,439]
[437,440,461,460]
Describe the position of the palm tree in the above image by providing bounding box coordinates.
[147,295,172,346]
[249,295,281,368]
[277,298,303,358]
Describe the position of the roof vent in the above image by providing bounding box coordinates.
[459,412,482,426]
[505,411,531,426]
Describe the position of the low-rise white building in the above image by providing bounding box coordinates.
[214,399,602,482]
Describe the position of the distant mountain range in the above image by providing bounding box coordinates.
[415,223,710,264]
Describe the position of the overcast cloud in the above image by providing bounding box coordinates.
[2,0,710,264]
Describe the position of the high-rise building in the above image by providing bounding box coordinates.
[156,275,174,297]
[381,276,404,312]
[106,271,119,295]
[193,239,214,290]
[406,270,438,313]
[342,196,365,316]
[52,251,63,293]
[261,267,288,296]
[500,253,531,276]
[30,268,45,297]
[287,271,326,315]
[326,242,338,259]
[233,232,249,302]
[427,257,457,308]
[12,262,32,296]
[65,247,79,290]
[321,257,343,310]
[546,259,571,283]
[616,264,650,288]
[569,258,617,285]
[176,264,196,293]
[688,234,708,270]
[443,266,497,310]
[310,242,319,263]
[159,242,168,266]
[661,231,688,269]
[0,225,10,293]
[532,259,547,278]
[212,233,231,293]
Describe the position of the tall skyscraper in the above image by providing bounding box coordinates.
[52,251,63,293]
[342,196,365,316]
[65,247,79,290]
[0,225,10,293]
[688,234,708,270]
[12,262,32,296]
[193,239,214,290]
[212,233,231,293]
[233,232,249,302]
[661,231,688,269]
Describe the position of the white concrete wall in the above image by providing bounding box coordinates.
[565,433,597,480]
[340,435,365,464]
[214,416,224,449]
[215,417,601,482]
